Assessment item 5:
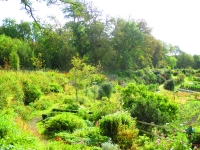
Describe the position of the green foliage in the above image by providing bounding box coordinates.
[101,82,113,98]
[14,102,32,120]
[56,127,108,146]
[69,56,97,101]
[32,96,53,110]
[66,103,79,110]
[31,53,45,70]
[156,74,166,84]
[164,79,175,91]
[90,100,122,121]
[101,139,119,150]
[116,125,138,149]
[99,111,138,141]
[0,112,43,149]
[98,82,113,99]
[191,133,200,144]
[121,83,178,125]
[173,74,185,85]
[44,113,86,133]
[0,114,12,138]
[23,81,42,105]
[9,50,20,70]
[48,83,63,93]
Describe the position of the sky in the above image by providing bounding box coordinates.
[0,0,200,55]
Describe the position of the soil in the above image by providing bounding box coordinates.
[28,116,48,144]
[28,116,43,131]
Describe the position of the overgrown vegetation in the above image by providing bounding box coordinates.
[0,0,200,149]
[0,67,199,149]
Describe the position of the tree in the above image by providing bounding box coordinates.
[165,56,177,69]
[9,50,20,71]
[176,52,194,68]
[0,34,33,69]
[139,35,158,68]
[31,53,45,70]
[152,40,163,68]
[15,0,83,27]
[193,55,200,69]
[111,18,144,70]
[0,18,19,38]
[69,56,97,101]
[136,19,152,35]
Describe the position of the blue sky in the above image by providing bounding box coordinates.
[0,0,200,55]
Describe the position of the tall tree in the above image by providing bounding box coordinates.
[193,55,200,69]
[136,19,152,35]
[152,40,163,68]
[176,52,194,68]
[111,18,144,70]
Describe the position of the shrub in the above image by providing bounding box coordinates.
[63,95,76,104]
[44,113,86,133]
[164,79,175,91]
[90,100,122,121]
[164,70,172,80]
[47,83,63,93]
[23,81,42,105]
[66,103,79,110]
[33,96,52,110]
[14,103,32,120]
[101,139,119,150]
[156,74,166,84]
[77,108,89,120]
[98,82,113,99]
[116,125,138,149]
[0,114,12,138]
[121,83,178,125]
[99,111,137,141]
[57,127,108,146]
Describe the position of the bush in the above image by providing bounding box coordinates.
[0,114,12,138]
[23,81,42,105]
[90,100,122,121]
[116,125,138,149]
[164,79,175,91]
[101,139,119,150]
[57,127,108,146]
[156,74,166,84]
[66,103,79,110]
[98,82,113,99]
[44,113,86,133]
[43,83,63,94]
[33,96,52,110]
[99,111,137,141]
[121,83,178,125]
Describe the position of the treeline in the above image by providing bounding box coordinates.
[0,0,200,72]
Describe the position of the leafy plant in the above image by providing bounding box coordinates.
[99,111,137,141]
[164,79,175,91]
[44,113,86,133]
[101,139,119,150]
[23,81,42,105]
[98,82,113,99]
[121,83,178,125]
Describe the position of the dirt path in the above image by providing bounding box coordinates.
[28,116,43,131]
[27,116,48,144]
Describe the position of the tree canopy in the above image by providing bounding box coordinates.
[0,0,199,71]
